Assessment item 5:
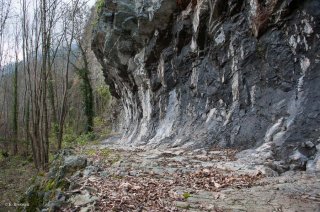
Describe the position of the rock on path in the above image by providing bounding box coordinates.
[61,142,320,211]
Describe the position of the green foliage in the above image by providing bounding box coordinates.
[49,153,55,163]
[92,0,105,32]
[100,148,112,157]
[76,132,96,145]
[94,117,111,139]
[25,187,43,212]
[61,118,110,149]
[97,85,111,103]
[84,149,96,156]
[94,116,105,128]
[95,85,112,116]
[56,179,70,190]
[77,68,94,133]
[96,0,105,14]
[49,124,59,150]
[62,125,77,145]
[30,176,37,184]
[182,192,192,199]
[61,110,111,150]
[62,124,96,148]
[37,171,46,177]
[45,179,56,191]
[62,133,77,146]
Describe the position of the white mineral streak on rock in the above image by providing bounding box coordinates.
[135,87,152,141]
[122,90,131,130]
[297,57,310,94]
[205,97,210,110]
[134,48,146,82]
[289,35,298,54]
[143,89,152,121]
[302,19,314,35]
[300,57,310,74]
[122,88,139,143]
[190,67,199,89]
[192,0,201,33]
[250,85,257,107]
[228,37,240,102]
[249,0,258,16]
[223,101,239,126]
[290,150,308,161]
[240,44,245,59]
[158,56,166,88]
[181,3,193,17]
[206,108,217,123]
[264,117,285,142]
[215,29,225,45]
[150,90,178,143]
[228,40,235,58]
[297,76,304,93]
[231,71,239,101]
[190,37,197,51]
[135,0,163,21]
[190,0,204,51]
[117,51,130,65]
[302,36,309,51]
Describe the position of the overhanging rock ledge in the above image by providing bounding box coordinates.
[92,0,320,171]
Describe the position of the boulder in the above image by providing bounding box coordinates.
[64,155,87,175]
[306,154,320,173]
[69,191,99,207]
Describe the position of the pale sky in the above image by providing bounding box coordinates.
[1,0,97,65]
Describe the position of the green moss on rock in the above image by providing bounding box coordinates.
[20,149,88,211]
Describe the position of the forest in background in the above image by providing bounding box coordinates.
[0,0,114,170]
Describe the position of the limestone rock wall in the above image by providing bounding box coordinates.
[92,0,320,168]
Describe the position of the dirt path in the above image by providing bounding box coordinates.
[63,140,320,211]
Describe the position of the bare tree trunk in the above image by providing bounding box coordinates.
[12,57,18,155]
[40,0,49,169]
[57,0,80,149]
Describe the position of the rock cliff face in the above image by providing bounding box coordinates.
[92,0,320,169]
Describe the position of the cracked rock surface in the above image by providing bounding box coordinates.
[62,142,320,211]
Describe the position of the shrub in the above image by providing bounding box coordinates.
[62,126,95,148]
[75,132,96,146]
[183,192,192,199]
[93,116,111,139]
[96,0,105,14]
